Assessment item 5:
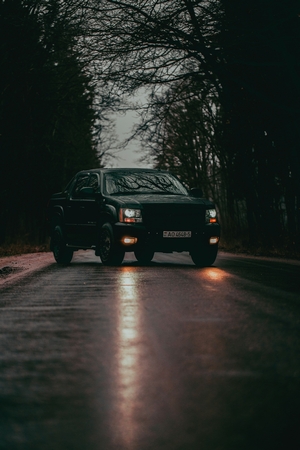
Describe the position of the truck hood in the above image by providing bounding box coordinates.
[108,193,214,208]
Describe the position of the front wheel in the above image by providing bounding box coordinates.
[134,247,155,264]
[51,225,73,264]
[190,244,218,267]
[99,223,125,266]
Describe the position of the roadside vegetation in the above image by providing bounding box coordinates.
[1,0,299,259]
[0,0,110,248]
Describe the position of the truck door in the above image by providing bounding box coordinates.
[77,173,100,246]
[65,173,90,244]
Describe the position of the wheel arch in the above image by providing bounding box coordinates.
[101,205,118,224]
[99,213,114,226]
[51,206,64,228]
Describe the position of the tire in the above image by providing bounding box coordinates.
[51,225,73,264]
[99,223,125,266]
[134,247,155,264]
[190,244,218,267]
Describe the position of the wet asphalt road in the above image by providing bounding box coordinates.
[0,251,300,450]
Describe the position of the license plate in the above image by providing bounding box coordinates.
[163,231,192,238]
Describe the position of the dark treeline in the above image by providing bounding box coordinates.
[1,0,299,254]
[0,0,99,245]
[219,0,300,249]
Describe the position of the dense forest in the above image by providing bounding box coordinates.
[1,0,299,255]
[0,0,100,246]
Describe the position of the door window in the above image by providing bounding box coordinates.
[88,174,99,190]
[72,174,90,198]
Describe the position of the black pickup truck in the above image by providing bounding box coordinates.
[47,168,220,266]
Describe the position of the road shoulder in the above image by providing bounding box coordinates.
[0,252,54,287]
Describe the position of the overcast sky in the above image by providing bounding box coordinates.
[109,90,154,169]
[113,110,143,168]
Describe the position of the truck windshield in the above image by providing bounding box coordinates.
[105,171,188,196]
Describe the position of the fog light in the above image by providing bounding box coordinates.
[122,236,138,245]
[209,236,219,245]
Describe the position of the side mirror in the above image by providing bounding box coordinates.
[189,187,203,198]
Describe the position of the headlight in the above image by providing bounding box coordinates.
[119,208,143,223]
[205,208,217,223]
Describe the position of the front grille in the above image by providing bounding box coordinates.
[142,204,204,229]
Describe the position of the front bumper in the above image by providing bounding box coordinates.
[113,222,220,251]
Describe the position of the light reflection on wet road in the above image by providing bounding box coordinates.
[0,251,300,450]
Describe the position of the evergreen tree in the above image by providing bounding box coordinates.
[0,0,99,244]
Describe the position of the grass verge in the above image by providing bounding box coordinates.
[0,241,50,257]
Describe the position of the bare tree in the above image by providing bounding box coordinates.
[77,0,300,252]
